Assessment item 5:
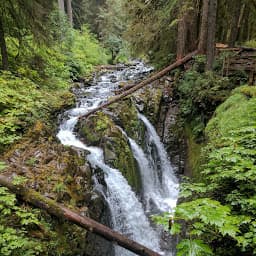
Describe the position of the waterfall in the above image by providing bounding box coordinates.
[57,62,167,255]
[87,148,161,256]
[136,114,179,213]
[128,136,178,214]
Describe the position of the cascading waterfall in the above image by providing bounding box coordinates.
[128,135,178,214]
[87,149,161,256]
[57,62,179,255]
[136,114,179,213]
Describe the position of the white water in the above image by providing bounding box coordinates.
[87,148,161,256]
[136,114,179,213]
[129,136,178,214]
[57,63,164,255]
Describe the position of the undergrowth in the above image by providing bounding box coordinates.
[155,85,256,255]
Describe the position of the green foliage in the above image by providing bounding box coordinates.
[244,40,256,48]
[0,22,109,151]
[98,0,130,63]
[12,176,28,186]
[177,239,213,256]
[0,72,46,148]
[69,26,109,77]
[0,161,7,172]
[0,187,44,255]
[10,36,70,89]
[124,0,181,66]
[176,70,234,139]
[169,86,256,255]
[175,199,240,239]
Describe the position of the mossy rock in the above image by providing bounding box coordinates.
[109,98,140,139]
[77,111,141,192]
[133,84,163,125]
[206,85,256,141]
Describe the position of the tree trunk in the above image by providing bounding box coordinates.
[228,0,242,47]
[0,15,8,70]
[79,50,198,119]
[58,0,65,13]
[198,0,209,54]
[66,0,73,27]
[239,4,249,42]
[177,1,198,59]
[0,174,161,256]
[176,17,187,60]
[236,3,245,43]
[186,4,199,53]
[206,0,217,70]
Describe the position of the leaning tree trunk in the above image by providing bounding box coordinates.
[66,0,73,27]
[206,0,218,70]
[0,174,161,256]
[0,15,8,70]
[198,0,209,54]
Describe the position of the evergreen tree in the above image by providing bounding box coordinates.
[0,0,55,70]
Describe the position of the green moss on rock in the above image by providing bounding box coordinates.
[77,111,141,192]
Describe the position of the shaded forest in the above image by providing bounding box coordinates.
[0,0,256,256]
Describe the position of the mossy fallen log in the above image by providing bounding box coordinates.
[80,50,198,119]
[0,174,161,256]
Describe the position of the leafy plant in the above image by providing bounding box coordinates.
[0,187,44,255]
[175,70,234,139]
[0,161,7,172]
[154,86,256,255]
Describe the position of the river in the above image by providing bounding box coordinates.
[57,62,179,255]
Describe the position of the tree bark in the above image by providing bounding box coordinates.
[228,0,242,47]
[186,4,199,53]
[79,50,198,119]
[0,15,8,70]
[176,17,187,60]
[0,174,161,256]
[206,0,217,70]
[198,0,209,54]
[58,0,65,13]
[66,0,73,27]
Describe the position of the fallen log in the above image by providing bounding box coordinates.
[114,83,135,94]
[80,50,198,119]
[0,174,161,256]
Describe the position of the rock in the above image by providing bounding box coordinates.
[103,147,117,162]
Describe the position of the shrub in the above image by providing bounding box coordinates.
[157,86,256,255]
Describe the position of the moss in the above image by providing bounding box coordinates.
[141,86,163,124]
[184,124,204,179]
[104,128,141,192]
[206,86,256,141]
[78,111,141,191]
[109,98,140,139]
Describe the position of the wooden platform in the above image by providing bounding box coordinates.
[216,45,256,85]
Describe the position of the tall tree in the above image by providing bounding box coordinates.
[176,0,199,59]
[228,0,242,46]
[177,16,187,60]
[0,14,8,70]
[66,0,73,27]
[0,0,55,70]
[198,0,209,54]
[98,0,127,61]
[206,0,218,70]
[58,0,65,12]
